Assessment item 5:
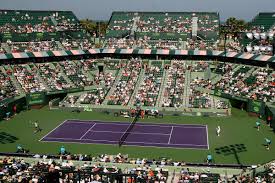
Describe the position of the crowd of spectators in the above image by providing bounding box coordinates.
[61,95,79,107]
[215,100,229,109]
[0,152,173,182]
[0,10,93,55]
[0,59,273,109]
[104,37,219,50]
[77,89,107,105]
[2,152,275,182]
[8,40,61,52]
[135,61,163,106]
[60,38,95,50]
[58,61,92,87]
[108,13,219,37]
[190,62,275,103]
[191,61,209,72]
[108,59,142,105]
[12,65,47,93]
[36,63,72,91]
[0,11,80,34]
[0,22,56,34]
[105,37,182,49]
[92,71,116,88]
[189,90,212,108]
[0,156,120,182]
[186,39,217,50]
[162,61,185,107]
[214,65,275,102]
[130,166,168,182]
[79,59,97,71]
[106,12,219,51]
[178,168,221,183]
[0,69,20,102]
[230,161,275,182]
[2,38,95,53]
[105,38,136,49]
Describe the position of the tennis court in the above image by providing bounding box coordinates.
[41,120,209,149]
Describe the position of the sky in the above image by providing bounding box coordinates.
[0,0,275,21]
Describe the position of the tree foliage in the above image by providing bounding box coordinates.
[80,19,108,36]
[220,17,248,38]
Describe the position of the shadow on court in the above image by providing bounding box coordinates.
[0,132,18,144]
[215,144,247,165]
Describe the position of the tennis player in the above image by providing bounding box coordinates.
[265,138,271,150]
[34,121,41,133]
[216,126,221,136]
[256,121,261,131]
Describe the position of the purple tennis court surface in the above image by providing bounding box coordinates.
[41,120,209,149]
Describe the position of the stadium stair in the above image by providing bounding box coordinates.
[102,68,123,105]
[156,69,168,107]
[232,64,242,73]
[211,96,216,108]
[55,63,77,88]
[1,43,11,53]
[28,63,51,91]
[56,41,65,50]
[72,60,94,90]
[128,69,145,107]
[245,67,256,78]
[130,16,140,37]
[0,66,6,74]
[167,171,181,183]
[210,74,222,85]
[192,17,198,38]
[50,16,58,26]
[183,69,191,107]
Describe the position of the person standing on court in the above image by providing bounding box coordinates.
[265,138,271,150]
[256,121,261,131]
[216,126,221,136]
[34,120,42,133]
[267,116,272,127]
[207,154,213,163]
[13,105,17,115]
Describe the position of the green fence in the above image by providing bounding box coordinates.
[0,96,26,120]
[214,89,266,115]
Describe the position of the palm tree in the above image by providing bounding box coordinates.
[80,19,97,34]
[222,17,248,39]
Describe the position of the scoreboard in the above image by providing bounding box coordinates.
[248,100,264,114]
[26,92,46,105]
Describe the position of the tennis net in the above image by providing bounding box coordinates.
[118,112,139,146]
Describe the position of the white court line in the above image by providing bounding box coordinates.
[206,125,209,150]
[66,121,206,129]
[89,130,170,136]
[40,139,208,150]
[80,123,96,140]
[43,137,208,147]
[168,126,174,144]
[44,137,82,140]
[39,120,68,141]
[67,119,207,127]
